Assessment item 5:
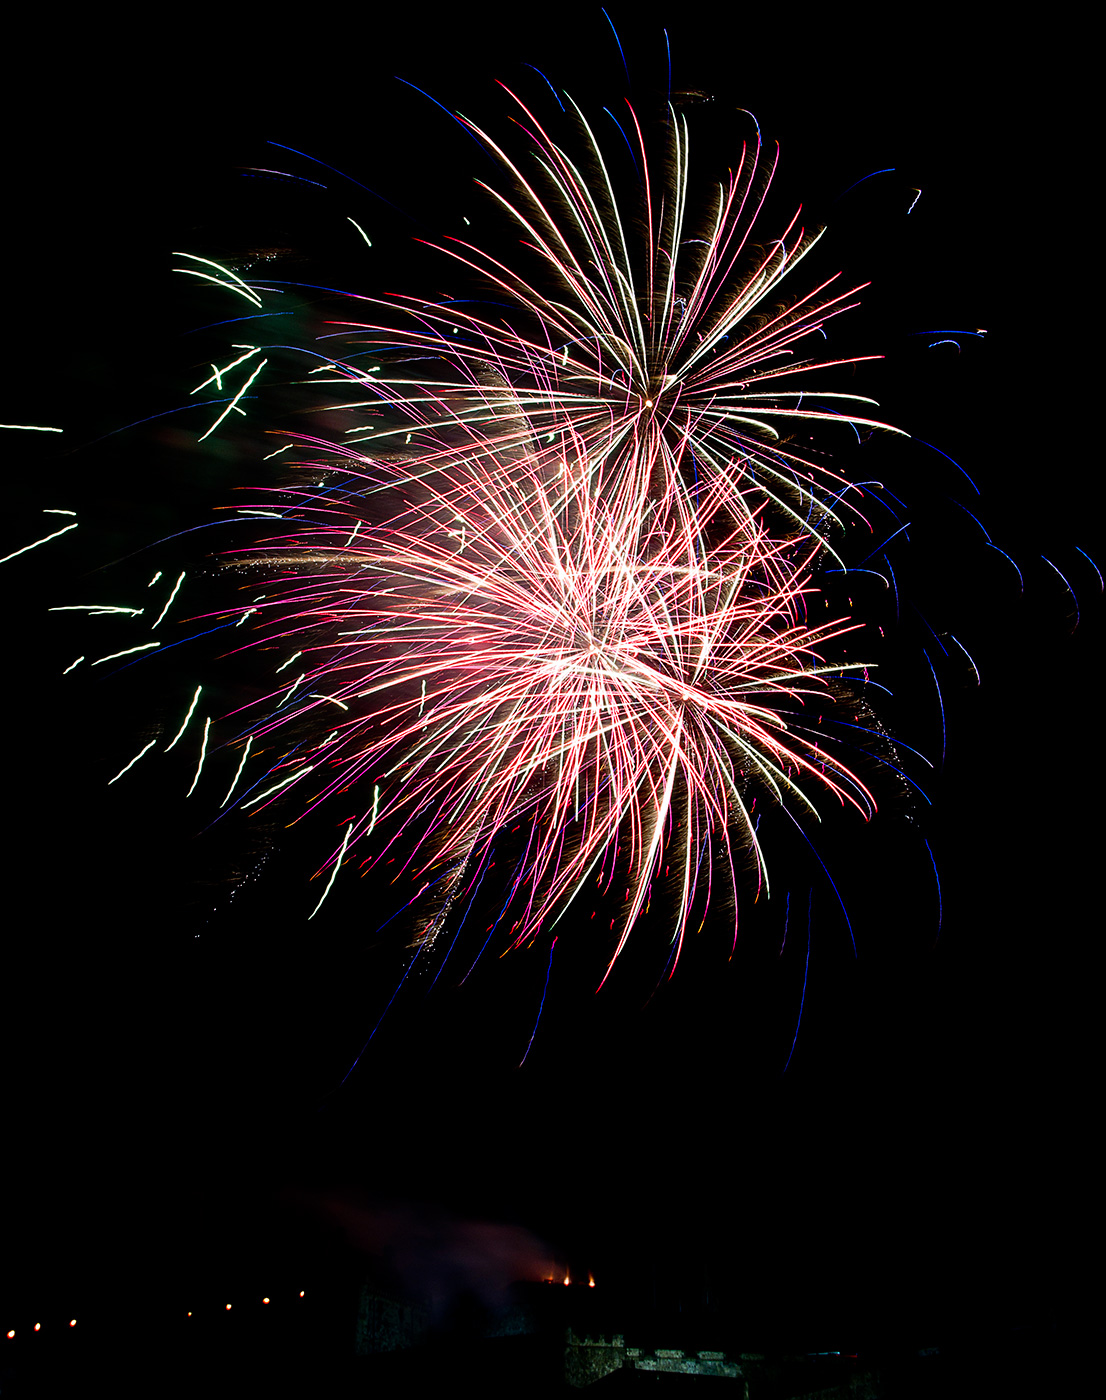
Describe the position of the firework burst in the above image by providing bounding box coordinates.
[197,89,906,980]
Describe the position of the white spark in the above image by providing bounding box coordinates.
[108,739,158,785]
[165,685,202,751]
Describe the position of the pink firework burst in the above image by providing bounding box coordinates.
[209,90,901,977]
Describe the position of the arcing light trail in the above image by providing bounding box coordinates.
[175,87,911,986]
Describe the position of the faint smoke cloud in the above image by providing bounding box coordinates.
[288,1189,553,1314]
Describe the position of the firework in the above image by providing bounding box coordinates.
[192,89,907,979]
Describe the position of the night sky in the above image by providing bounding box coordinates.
[2,7,1095,1383]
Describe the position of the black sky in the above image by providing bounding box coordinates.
[2,5,1096,1362]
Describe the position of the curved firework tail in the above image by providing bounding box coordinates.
[198,92,905,978]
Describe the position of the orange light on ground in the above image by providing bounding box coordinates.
[588,1273,595,1288]
[563,1273,570,1286]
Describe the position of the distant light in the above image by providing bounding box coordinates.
[225,1304,232,1311]
[563,1274,570,1286]
[299,1291,304,1298]
[588,1274,596,1288]
[6,1330,13,1339]
[34,1324,41,1332]
[262,1297,270,1305]
[69,1320,77,1327]
[187,1312,192,1317]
